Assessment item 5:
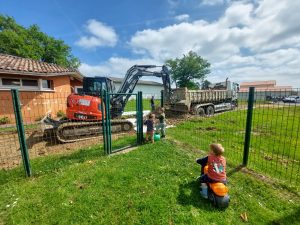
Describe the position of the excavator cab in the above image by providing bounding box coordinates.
[82,77,115,95]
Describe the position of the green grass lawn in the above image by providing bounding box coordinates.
[124,99,160,112]
[0,140,299,225]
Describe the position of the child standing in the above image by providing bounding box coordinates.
[196,143,227,198]
[144,113,155,143]
[155,107,166,138]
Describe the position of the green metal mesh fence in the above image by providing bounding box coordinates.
[1,87,299,187]
[166,88,299,186]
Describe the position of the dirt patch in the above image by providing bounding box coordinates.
[0,129,101,169]
[0,128,140,170]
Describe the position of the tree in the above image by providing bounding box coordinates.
[0,15,80,68]
[165,51,210,89]
[201,79,211,90]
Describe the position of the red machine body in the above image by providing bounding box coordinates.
[66,93,104,120]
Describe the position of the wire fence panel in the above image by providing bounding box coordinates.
[165,88,299,186]
[0,91,21,169]
[109,93,138,153]
[165,87,245,168]
[247,89,300,185]
[0,91,103,170]
[166,103,247,169]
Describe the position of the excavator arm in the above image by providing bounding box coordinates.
[110,65,171,117]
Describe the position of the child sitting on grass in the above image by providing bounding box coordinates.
[144,113,155,143]
[196,143,227,197]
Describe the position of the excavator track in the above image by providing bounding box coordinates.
[54,119,134,143]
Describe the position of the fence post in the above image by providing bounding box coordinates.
[137,91,144,144]
[11,89,32,177]
[105,92,112,154]
[161,90,164,108]
[101,90,108,155]
[136,93,140,145]
[243,87,255,166]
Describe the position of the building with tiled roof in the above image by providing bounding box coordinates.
[0,53,84,123]
[0,53,83,79]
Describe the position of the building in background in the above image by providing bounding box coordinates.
[109,77,164,99]
[0,54,83,123]
[239,80,294,100]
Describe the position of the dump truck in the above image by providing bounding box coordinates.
[167,80,239,116]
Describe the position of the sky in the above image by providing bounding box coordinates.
[1,0,300,87]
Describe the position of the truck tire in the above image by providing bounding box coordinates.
[206,106,214,116]
[196,107,206,117]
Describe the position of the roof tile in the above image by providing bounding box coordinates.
[0,53,78,75]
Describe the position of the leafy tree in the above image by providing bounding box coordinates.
[0,15,80,68]
[166,51,210,89]
[201,79,211,90]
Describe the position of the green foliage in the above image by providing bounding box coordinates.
[0,116,9,125]
[56,110,66,118]
[0,15,80,68]
[166,51,210,88]
[201,79,211,90]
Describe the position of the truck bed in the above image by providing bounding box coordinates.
[169,87,233,112]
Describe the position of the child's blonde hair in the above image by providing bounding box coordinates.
[210,143,224,156]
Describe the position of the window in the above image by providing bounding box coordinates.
[0,77,54,91]
[22,79,38,87]
[42,80,53,89]
[2,78,21,86]
[75,86,83,94]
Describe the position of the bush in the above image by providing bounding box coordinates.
[0,116,10,125]
[56,110,66,118]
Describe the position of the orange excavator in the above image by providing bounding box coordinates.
[42,65,171,143]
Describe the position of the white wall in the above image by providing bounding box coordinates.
[114,83,163,99]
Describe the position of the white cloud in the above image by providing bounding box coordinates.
[76,19,118,49]
[79,57,161,79]
[201,0,225,6]
[213,48,300,86]
[175,14,190,22]
[127,0,300,87]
